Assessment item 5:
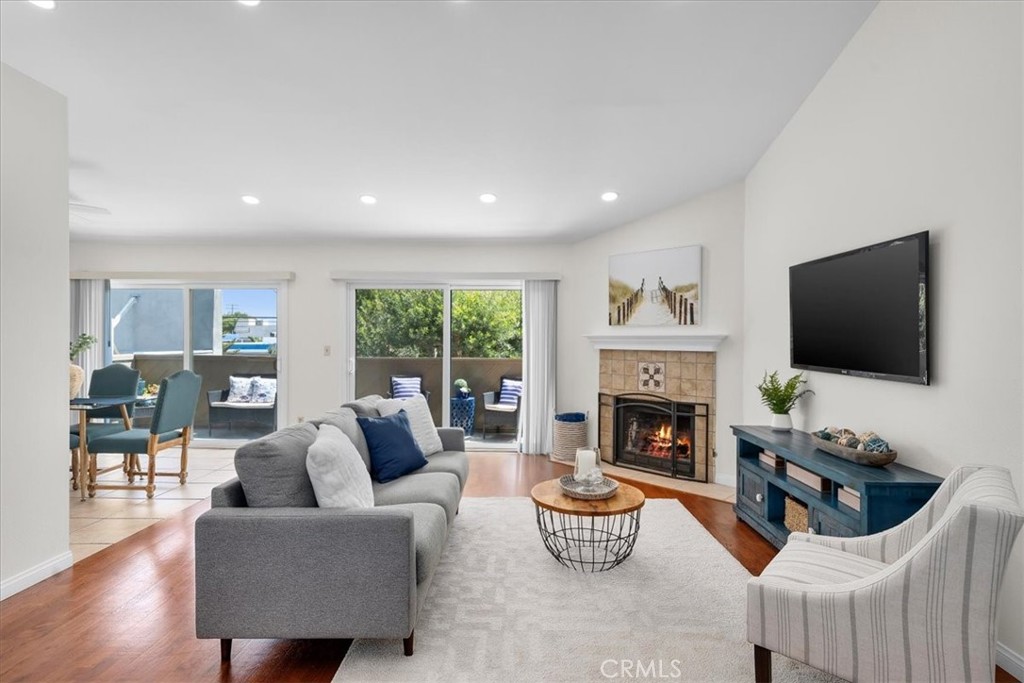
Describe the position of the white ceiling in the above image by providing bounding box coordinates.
[0,0,875,243]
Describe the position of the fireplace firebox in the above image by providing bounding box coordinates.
[601,393,709,482]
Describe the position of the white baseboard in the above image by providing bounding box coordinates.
[715,472,737,488]
[0,551,73,601]
[998,641,1024,681]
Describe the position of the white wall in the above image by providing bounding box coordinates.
[559,182,745,485]
[69,241,568,424]
[744,0,1024,661]
[0,63,72,597]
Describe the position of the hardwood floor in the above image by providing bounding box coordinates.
[0,453,1016,682]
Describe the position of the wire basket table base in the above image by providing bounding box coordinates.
[533,506,641,572]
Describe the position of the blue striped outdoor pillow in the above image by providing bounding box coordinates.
[391,377,422,399]
[499,378,523,406]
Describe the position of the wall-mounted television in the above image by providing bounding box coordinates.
[790,231,929,385]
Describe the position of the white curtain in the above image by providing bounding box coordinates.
[70,279,107,396]
[519,279,557,454]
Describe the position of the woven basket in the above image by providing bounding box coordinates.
[784,496,809,534]
[551,418,588,463]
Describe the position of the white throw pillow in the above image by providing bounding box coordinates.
[226,375,254,403]
[306,424,374,509]
[376,393,444,456]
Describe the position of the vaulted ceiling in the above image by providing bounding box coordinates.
[0,0,875,243]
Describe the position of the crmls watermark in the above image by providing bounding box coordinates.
[600,659,683,679]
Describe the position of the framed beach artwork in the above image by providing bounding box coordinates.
[608,245,702,327]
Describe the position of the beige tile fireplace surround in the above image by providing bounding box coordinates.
[599,350,717,484]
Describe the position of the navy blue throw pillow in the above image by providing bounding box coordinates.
[356,410,428,483]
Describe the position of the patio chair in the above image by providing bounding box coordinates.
[482,376,522,440]
[207,374,277,436]
[388,375,430,401]
[69,364,140,482]
[86,370,202,498]
[747,465,1023,682]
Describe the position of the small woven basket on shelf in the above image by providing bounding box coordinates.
[551,415,588,463]
[784,496,809,534]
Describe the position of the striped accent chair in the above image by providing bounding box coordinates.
[747,465,1023,682]
[389,375,429,401]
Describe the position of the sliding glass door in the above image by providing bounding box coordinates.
[353,288,444,423]
[450,289,522,444]
[108,282,283,444]
[350,283,522,449]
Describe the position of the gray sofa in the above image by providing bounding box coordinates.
[194,396,469,661]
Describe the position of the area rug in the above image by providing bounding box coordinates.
[335,497,836,683]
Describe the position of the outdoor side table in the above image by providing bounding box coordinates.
[450,396,475,436]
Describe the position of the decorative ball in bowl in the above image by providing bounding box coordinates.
[811,427,897,467]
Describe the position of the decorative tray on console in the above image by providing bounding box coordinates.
[811,436,897,467]
[559,474,619,500]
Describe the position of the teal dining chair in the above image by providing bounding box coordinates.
[70,364,140,486]
[70,433,81,490]
[86,370,202,498]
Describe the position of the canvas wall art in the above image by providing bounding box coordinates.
[609,245,702,326]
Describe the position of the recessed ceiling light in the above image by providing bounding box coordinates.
[237,0,261,6]
[241,195,260,205]
[28,1,56,9]
[601,191,619,202]
[479,193,497,204]
[360,195,377,205]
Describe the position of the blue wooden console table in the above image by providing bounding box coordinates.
[732,425,943,549]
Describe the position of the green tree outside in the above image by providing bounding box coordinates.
[222,311,250,335]
[355,289,521,358]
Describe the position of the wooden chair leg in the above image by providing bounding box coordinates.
[220,639,232,663]
[70,449,79,490]
[403,631,414,656]
[87,452,97,498]
[754,645,772,683]
[145,438,157,498]
[179,427,190,484]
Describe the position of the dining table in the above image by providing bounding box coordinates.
[69,396,137,501]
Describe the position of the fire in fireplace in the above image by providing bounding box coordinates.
[607,393,707,481]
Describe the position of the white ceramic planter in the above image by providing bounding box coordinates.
[770,413,793,432]
[69,364,85,399]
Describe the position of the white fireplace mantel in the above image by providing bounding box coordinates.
[583,331,728,352]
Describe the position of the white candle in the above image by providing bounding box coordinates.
[575,449,597,479]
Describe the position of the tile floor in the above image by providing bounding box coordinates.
[69,447,236,563]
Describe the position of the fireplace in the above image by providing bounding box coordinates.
[603,393,709,481]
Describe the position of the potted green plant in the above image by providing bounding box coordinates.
[453,378,471,398]
[757,370,813,431]
[69,333,98,399]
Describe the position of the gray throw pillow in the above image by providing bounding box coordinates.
[315,407,372,471]
[343,394,384,417]
[306,424,374,509]
[377,394,444,456]
[234,422,318,507]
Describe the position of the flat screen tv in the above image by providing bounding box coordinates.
[790,232,929,385]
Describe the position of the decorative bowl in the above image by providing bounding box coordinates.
[558,474,619,500]
[812,436,897,467]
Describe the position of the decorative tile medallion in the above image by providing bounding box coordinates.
[638,361,665,393]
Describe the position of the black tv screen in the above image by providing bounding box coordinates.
[790,232,929,385]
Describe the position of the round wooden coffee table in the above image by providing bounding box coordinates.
[530,478,645,572]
